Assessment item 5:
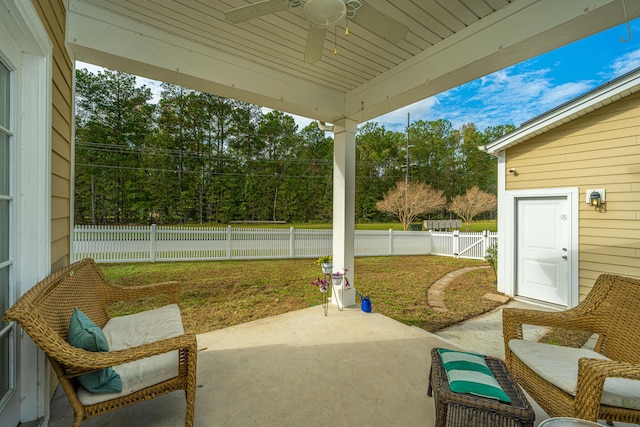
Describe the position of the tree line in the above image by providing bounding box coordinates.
[74,68,514,225]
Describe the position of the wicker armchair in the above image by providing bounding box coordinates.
[503,274,640,424]
[3,258,197,427]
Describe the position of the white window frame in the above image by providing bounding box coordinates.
[0,0,52,423]
[0,56,16,417]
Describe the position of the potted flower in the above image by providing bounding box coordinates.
[310,277,330,293]
[315,255,333,274]
[331,267,351,288]
[331,271,343,287]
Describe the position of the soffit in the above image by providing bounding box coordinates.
[66,0,640,123]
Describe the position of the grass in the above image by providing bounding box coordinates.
[102,255,504,335]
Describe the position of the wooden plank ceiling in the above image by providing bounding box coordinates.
[67,0,640,123]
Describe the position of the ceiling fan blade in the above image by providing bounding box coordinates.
[351,3,409,43]
[304,26,326,64]
[225,0,289,24]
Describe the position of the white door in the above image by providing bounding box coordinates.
[516,197,570,306]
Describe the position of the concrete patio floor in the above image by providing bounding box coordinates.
[47,301,637,426]
[50,304,452,426]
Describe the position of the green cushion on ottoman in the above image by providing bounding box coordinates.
[437,348,510,403]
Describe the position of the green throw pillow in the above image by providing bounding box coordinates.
[67,308,122,393]
[437,348,510,403]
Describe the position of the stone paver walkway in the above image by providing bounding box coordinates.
[427,266,493,312]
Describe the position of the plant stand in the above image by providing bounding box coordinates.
[331,273,345,311]
[319,272,356,315]
[314,267,356,316]
[321,286,329,316]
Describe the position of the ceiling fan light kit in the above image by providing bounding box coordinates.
[302,0,346,28]
[225,0,406,63]
[288,0,362,27]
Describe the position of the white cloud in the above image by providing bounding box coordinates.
[438,65,594,129]
[537,81,593,110]
[370,97,439,131]
[608,48,640,78]
[367,66,572,131]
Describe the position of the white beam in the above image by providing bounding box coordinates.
[66,0,345,122]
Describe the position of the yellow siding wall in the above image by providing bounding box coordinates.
[506,92,640,300]
[32,0,72,272]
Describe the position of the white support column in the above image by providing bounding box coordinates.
[331,118,357,307]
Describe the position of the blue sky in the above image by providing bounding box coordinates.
[375,17,640,133]
[78,17,640,134]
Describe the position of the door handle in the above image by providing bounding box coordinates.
[562,255,568,260]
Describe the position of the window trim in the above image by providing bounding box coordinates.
[0,50,16,421]
[0,0,53,423]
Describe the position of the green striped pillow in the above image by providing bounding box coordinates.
[437,348,511,403]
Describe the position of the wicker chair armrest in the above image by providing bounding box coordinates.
[60,334,197,376]
[103,281,180,305]
[503,308,598,364]
[574,358,640,421]
[503,307,595,342]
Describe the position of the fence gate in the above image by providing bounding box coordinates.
[453,230,494,259]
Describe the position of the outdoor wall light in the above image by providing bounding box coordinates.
[586,189,606,208]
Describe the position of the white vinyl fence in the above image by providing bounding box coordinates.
[73,225,497,263]
[430,230,497,259]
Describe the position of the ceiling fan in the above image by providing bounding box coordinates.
[224,0,409,63]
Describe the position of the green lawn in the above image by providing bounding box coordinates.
[102,255,501,336]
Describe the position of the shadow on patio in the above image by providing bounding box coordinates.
[49,301,635,427]
[49,305,456,426]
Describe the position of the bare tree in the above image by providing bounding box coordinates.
[376,181,446,230]
[450,186,497,231]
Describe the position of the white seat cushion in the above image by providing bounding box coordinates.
[509,339,640,410]
[77,304,184,406]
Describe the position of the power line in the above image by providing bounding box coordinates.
[75,163,393,181]
[75,163,332,179]
[76,141,333,166]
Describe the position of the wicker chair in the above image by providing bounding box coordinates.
[503,274,640,424]
[2,258,197,427]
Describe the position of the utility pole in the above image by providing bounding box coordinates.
[406,112,410,185]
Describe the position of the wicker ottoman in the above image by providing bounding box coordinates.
[428,348,535,427]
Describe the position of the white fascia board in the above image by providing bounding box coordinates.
[485,72,640,154]
[344,0,632,122]
[66,0,345,122]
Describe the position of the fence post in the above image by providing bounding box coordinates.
[389,229,394,255]
[226,225,233,259]
[482,230,489,258]
[150,224,157,262]
[453,230,460,258]
[290,227,295,258]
